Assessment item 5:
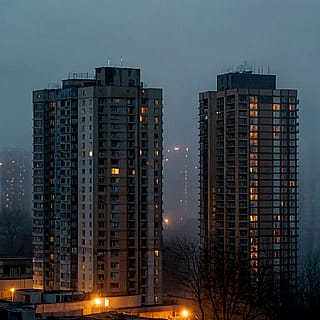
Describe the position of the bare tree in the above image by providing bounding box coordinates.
[164,236,293,320]
[297,252,320,318]
[163,236,206,320]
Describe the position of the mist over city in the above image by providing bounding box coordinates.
[0,1,320,319]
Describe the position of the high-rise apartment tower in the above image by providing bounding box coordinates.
[32,67,163,305]
[199,71,298,297]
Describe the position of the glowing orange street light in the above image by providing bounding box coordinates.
[10,288,15,302]
[181,309,189,318]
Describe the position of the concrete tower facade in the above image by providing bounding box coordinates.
[199,72,298,298]
[32,67,163,305]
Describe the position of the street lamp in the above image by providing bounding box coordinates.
[10,288,15,302]
[163,217,169,230]
[181,309,190,319]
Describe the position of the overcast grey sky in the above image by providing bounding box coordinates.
[1,0,319,154]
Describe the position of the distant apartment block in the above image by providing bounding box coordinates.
[199,71,298,298]
[0,149,31,212]
[32,67,163,305]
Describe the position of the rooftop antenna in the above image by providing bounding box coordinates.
[243,60,248,71]
[120,56,124,67]
[268,64,270,74]
[107,58,111,66]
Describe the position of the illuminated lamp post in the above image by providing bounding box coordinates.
[10,288,15,302]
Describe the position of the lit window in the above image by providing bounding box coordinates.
[250,194,258,201]
[250,215,258,222]
[141,107,148,114]
[250,103,258,110]
[250,125,258,131]
[250,139,258,146]
[250,111,258,117]
[154,99,159,106]
[111,168,120,175]
[250,96,258,103]
[250,252,258,259]
[250,160,258,166]
[154,116,159,123]
[273,104,281,111]
[154,250,159,257]
[154,150,159,157]
[89,150,93,157]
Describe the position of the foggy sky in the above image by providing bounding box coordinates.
[1,0,319,150]
[1,0,320,246]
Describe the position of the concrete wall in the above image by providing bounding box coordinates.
[35,295,141,319]
[0,278,33,300]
